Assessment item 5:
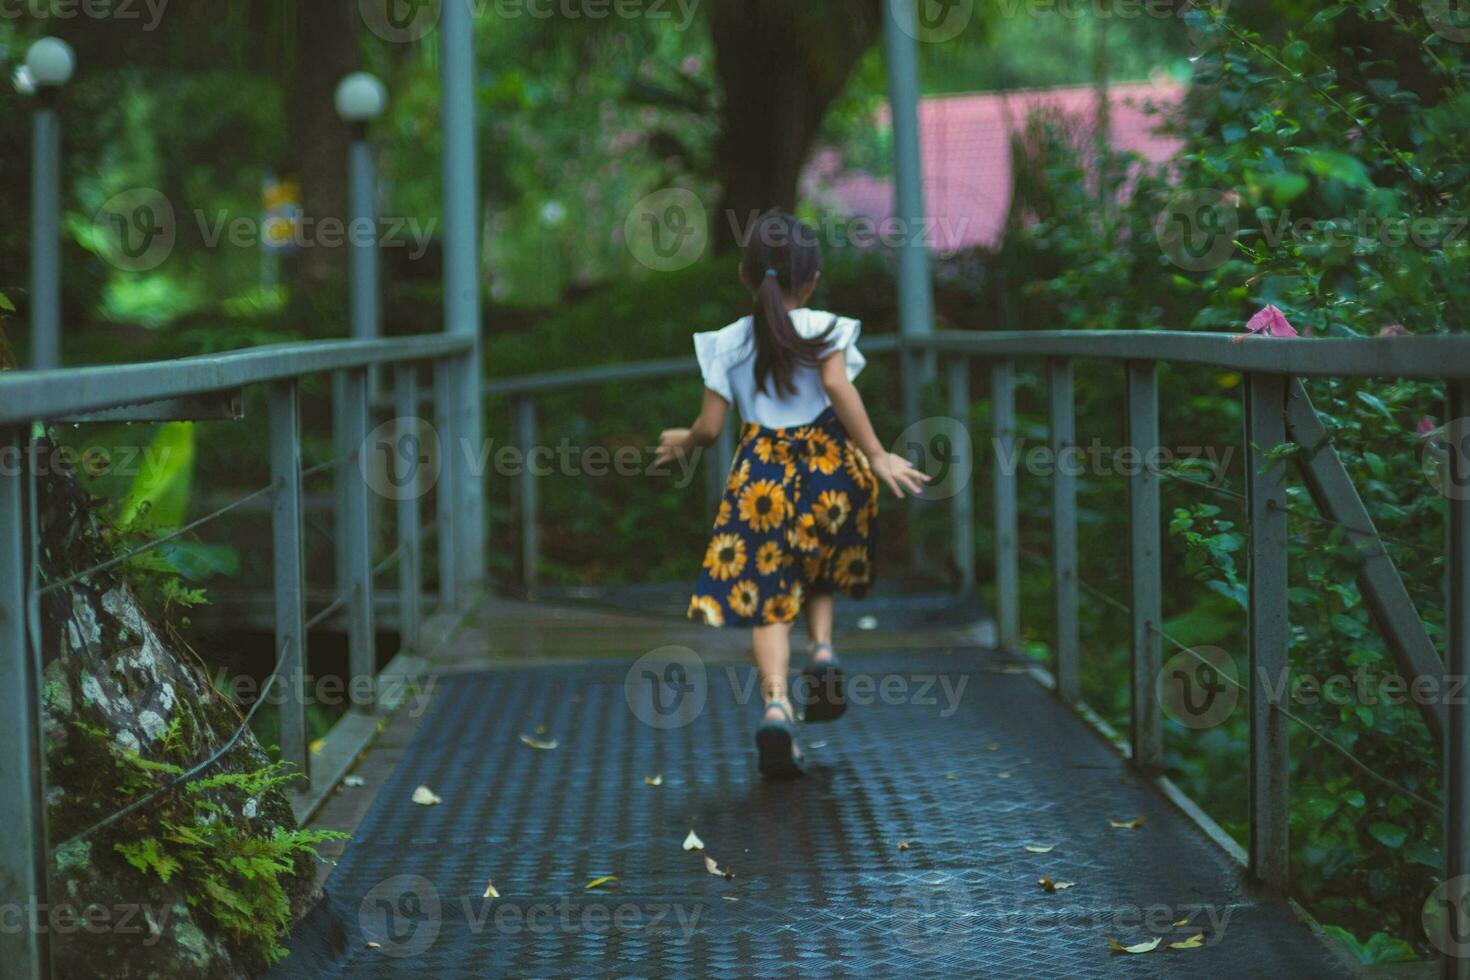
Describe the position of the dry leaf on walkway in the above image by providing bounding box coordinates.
[1037,876,1075,893]
[519,734,559,750]
[585,876,619,890]
[998,772,1011,779]
[807,740,827,749]
[365,942,381,949]
[703,855,735,879]
[1108,816,1146,830]
[1168,933,1205,950]
[411,785,442,806]
[645,774,663,786]
[343,775,366,788]
[1107,936,1162,954]
[683,829,705,851]
[1023,844,1055,854]
[897,840,910,852]
[483,880,500,899]
[944,773,958,780]
[986,743,999,752]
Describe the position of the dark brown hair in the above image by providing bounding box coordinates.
[740,211,835,397]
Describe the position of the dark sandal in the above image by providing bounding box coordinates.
[756,700,805,779]
[798,643,846,723]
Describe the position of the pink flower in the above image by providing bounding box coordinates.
[1233,305,1300,343]
[1379,324,1409,337]
[1418,416,1438,438]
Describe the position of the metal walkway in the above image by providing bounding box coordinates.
[267,597,1348,978]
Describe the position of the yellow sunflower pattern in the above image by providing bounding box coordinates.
[689,409,879,628]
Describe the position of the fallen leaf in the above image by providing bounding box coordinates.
[703,855,735,879]
[584,876,619,890]
[944,773,958,781]
[1037,876,1076,893]
[411,785,442,806]
[519,733,559,751]
[898,841,910,852]
[998,772,1011,780]
[1024,844,1055,854]
[1108,816,1146,830]
[309,738,325,754]
[343,775,366,788]
[721,895,738,902]
[645,774,663,786]
[1168,933,1206,950]
[807,740,828,749]
[1107,936,1162,955]
[365,941,382,949]
[683,829,705,851]
[986,743,1000,752]
[483,880,500,899]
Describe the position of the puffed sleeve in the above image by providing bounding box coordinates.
[823,316,866,382]
[693,331,733,403]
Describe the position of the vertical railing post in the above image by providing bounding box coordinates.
[948,357,975,592]
[394,364,422,654]
[434,357,460,611]
[28,38,74,370]
[704,413,736,521]
[992,359,1020,650]
[1126,360,1163,772]
[0,427,49,979]
[1246,372,1290,893]
[515,396,539,589]
[337,368,376,709]
[1444,381,1470,980]
[268,382,309,782]
[1050,358,1080,703]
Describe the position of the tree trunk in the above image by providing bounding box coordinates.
[708,0,883,250]
[285,0,363,299]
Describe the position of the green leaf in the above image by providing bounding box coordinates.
[117,423,196,530]
[0,290,14,313]
[1368,822,1408,849]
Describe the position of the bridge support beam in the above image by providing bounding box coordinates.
[1126,361,1162,772]
[441,0,487,600]
[1049,358,1079,703]
[947,358,975,592]
[394,365,423,654]
[992,360,1020,651]
[1245,372,1290,894]
[1445,381,1470,980]
[269,382,309,781]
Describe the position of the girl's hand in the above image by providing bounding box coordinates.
[870,451,932,499]
[656,428,693,467]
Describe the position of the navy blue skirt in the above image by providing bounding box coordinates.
[688,408,879,628]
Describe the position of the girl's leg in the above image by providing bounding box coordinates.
[753,622,795,722]
[805,592,835,663]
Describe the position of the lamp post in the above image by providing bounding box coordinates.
[26,37,75,371]
[335,72,387,353]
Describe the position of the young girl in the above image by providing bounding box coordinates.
[656,211,929,779]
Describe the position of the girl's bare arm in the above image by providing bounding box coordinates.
[656,388,729,464]
[820,353,930,498]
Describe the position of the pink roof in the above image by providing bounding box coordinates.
[807,80,1184,253]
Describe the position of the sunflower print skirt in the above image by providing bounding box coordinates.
[688,407,879,628]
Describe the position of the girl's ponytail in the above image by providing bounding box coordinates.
[744,213,834,397]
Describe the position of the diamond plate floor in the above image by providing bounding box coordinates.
[267,648,1349,979]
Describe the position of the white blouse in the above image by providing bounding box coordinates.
[693,308,865,430]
